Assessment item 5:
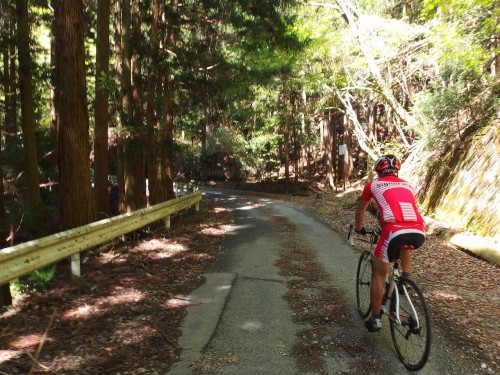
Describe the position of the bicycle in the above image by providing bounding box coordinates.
[348,224,432,371]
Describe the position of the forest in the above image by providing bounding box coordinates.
[0,1,498,302]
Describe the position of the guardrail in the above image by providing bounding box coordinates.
[0,188,202,286]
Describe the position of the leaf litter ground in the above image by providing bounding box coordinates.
[0,186,498,374]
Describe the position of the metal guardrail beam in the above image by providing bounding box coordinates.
[0,190,202,286]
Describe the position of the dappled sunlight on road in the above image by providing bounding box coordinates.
[241,320,264,332]
[236,205,257,210]
[224,224,254,233]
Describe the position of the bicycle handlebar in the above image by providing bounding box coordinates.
[347,224,380,246]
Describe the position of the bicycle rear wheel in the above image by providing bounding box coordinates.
[356,251,372,318]
[390,279,432,371]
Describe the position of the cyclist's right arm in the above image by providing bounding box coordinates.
[355,198,370,233]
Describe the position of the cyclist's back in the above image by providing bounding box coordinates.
[363,175,424,225]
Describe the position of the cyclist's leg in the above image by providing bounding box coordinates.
[370,257,391,316]
[369,224,392,322]
[400,247,412,273]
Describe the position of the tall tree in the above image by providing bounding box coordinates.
[121,0,137,212]
[94,0,111,219]
[16,0,43,237]
[281,80,291,193]
[0,2,13,307]
[54,0,95,230]
[0,144,11,307]
[2,0,17,154]
[336,0,411,149]
[146,0,161,205]
[113,0,125,213]
[0,1,12,305]
[323,109,335,191]
[160,0,178,201]
[131,0,146,208]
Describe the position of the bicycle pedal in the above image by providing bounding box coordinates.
[364,318,382,332]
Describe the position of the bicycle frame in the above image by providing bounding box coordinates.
[382,262,421,330]
[349,225,421,329]
[350,224,431,370]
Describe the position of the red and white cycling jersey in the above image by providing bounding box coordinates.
[360,175,424,225]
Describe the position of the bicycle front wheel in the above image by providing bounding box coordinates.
[390,278,432,371]
[356,251,372,318]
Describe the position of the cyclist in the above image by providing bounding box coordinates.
[355,155,425,332]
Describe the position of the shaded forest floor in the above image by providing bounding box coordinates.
[0,180,499,374]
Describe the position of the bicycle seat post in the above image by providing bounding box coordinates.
[393,259,402,278]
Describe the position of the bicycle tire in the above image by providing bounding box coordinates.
[355,251,372,318]
[389,278,432,371]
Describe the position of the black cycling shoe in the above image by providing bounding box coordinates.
[401,272,412,281]
[364,317,382,332]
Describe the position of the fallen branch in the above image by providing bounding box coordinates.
[152,321,180,349]
[28,310,56,375]
[26,352,52,372]
[339,342,357,357]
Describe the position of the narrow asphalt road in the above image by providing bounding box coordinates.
[169,191,476,375]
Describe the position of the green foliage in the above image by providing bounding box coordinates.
[11,266,55,295]
[411,86,465,146]
[428,22,488,77]
[4,0,498,241]
[243,133,282,180]
[199,128,246,180]
[378,139,406,161]
[205,127,245,157]
[173,143,200,179]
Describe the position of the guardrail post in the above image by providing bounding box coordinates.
[195,201,200,212]
[71,253,81,277]
[165,215,171,230]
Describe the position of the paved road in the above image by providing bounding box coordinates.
[169,191,475,374]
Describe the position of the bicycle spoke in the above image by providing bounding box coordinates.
[389,279,432,371]
[356,251,372,318]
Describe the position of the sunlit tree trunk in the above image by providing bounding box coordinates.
[49,2,58,171]
[54,0,95,230]
[323,109,335,191]
[292,107,299,183]
[146,0,161,205]
[301,87,312,175]
[94,0,111,219]
[16,0,43,237]
[342,116,354,183]
[336,0,411,148]
[332,112,339,185]
[281,81,290,193]
[335,90,379,160]
[490,30,499,75]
